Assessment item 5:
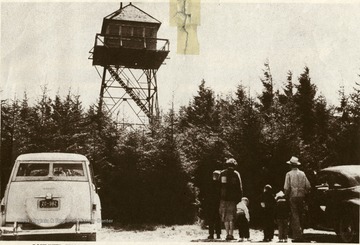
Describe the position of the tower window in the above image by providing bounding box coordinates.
[121,26,132,37]
[145,28,155,38]
[133,27,144,37]
[108,24,119,35]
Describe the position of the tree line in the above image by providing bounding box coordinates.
[1,64,359,225]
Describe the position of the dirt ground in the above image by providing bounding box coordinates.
[98,224,338,243]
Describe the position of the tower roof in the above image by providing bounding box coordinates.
[105,3,161,24]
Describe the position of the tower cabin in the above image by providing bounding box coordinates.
[92,3,169,69]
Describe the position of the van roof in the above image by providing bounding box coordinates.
[16,153,89,162]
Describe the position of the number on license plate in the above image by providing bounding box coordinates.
[39,199,59,208]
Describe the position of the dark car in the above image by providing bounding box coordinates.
[307,165,360,243]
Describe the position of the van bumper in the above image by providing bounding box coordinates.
[0,222,97,241]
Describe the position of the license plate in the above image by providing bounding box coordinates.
[39,199,59,208]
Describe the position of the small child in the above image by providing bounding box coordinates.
[260,184,275,242]
[275,191,290,242]
[236,197,250,241]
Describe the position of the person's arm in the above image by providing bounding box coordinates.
[260,193,265,208]
[245,206,250,221]
[284,173,290,197]
[305,174,311,191]
[236,202,242,214]
[235,170,243,201]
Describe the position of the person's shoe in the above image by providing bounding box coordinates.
[226,235,235,240]
[238,238,244,242]
[207,235,214,239]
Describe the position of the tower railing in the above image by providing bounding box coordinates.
[93,33,169,52]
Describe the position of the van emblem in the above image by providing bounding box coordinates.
[45,193,53,200]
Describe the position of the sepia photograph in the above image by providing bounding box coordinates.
[0,0,359,243]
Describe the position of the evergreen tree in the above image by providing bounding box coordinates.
[347,81,360,163]
[258,60,274,113]
[279,71,294,105]
[32,88,55,151]
[294,67,317,144]
[12,93,39,154]
[52,92,87,152]
[314,95,331,140]
[179,80,220,132]
[0,100,19,194]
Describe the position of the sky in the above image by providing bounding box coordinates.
[1,1,360,118]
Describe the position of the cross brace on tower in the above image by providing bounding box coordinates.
[97,66,160,126]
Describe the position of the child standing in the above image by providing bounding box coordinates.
[260,184,275,242]
[275,191,290,242]
[236,197,250,241]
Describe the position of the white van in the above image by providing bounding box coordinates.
[0,153,101,241]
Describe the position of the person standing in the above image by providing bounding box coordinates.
[260,184,275,242]
[275,191,290,242]
[219,158,243,240]
[236,197,250,241]
[283,156,311,241]
[205,170,222,239]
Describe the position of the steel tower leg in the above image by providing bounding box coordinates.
[96,66,160,128]
[98,67,107,116]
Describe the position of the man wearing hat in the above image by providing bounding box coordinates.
[283,156,311,241]
[219,158,243,240]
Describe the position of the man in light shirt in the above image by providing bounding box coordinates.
[283,156,311,241]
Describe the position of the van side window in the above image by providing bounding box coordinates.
[17,163,49,176]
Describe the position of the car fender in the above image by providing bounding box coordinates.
[93,193,102,229]
[342,198,360,207]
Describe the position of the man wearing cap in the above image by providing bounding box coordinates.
[283,156,311,241]
[219,158,243,240]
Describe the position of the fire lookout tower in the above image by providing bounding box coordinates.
[90,3,169,126]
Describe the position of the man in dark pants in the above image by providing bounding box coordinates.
[205,170,222,239]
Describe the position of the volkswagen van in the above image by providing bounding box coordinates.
[0,153,101,241]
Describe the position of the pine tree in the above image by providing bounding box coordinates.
[347,81,360,163]
[279,71,294,105]
[258,60,274,113]
[15,92,37,153]
[32,88,55,151]
[179,80,220,132]
[294,66,317,143]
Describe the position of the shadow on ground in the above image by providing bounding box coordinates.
[302,232,340,243]
[192,230,344,243]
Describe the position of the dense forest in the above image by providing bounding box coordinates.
[1,64,359,225]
